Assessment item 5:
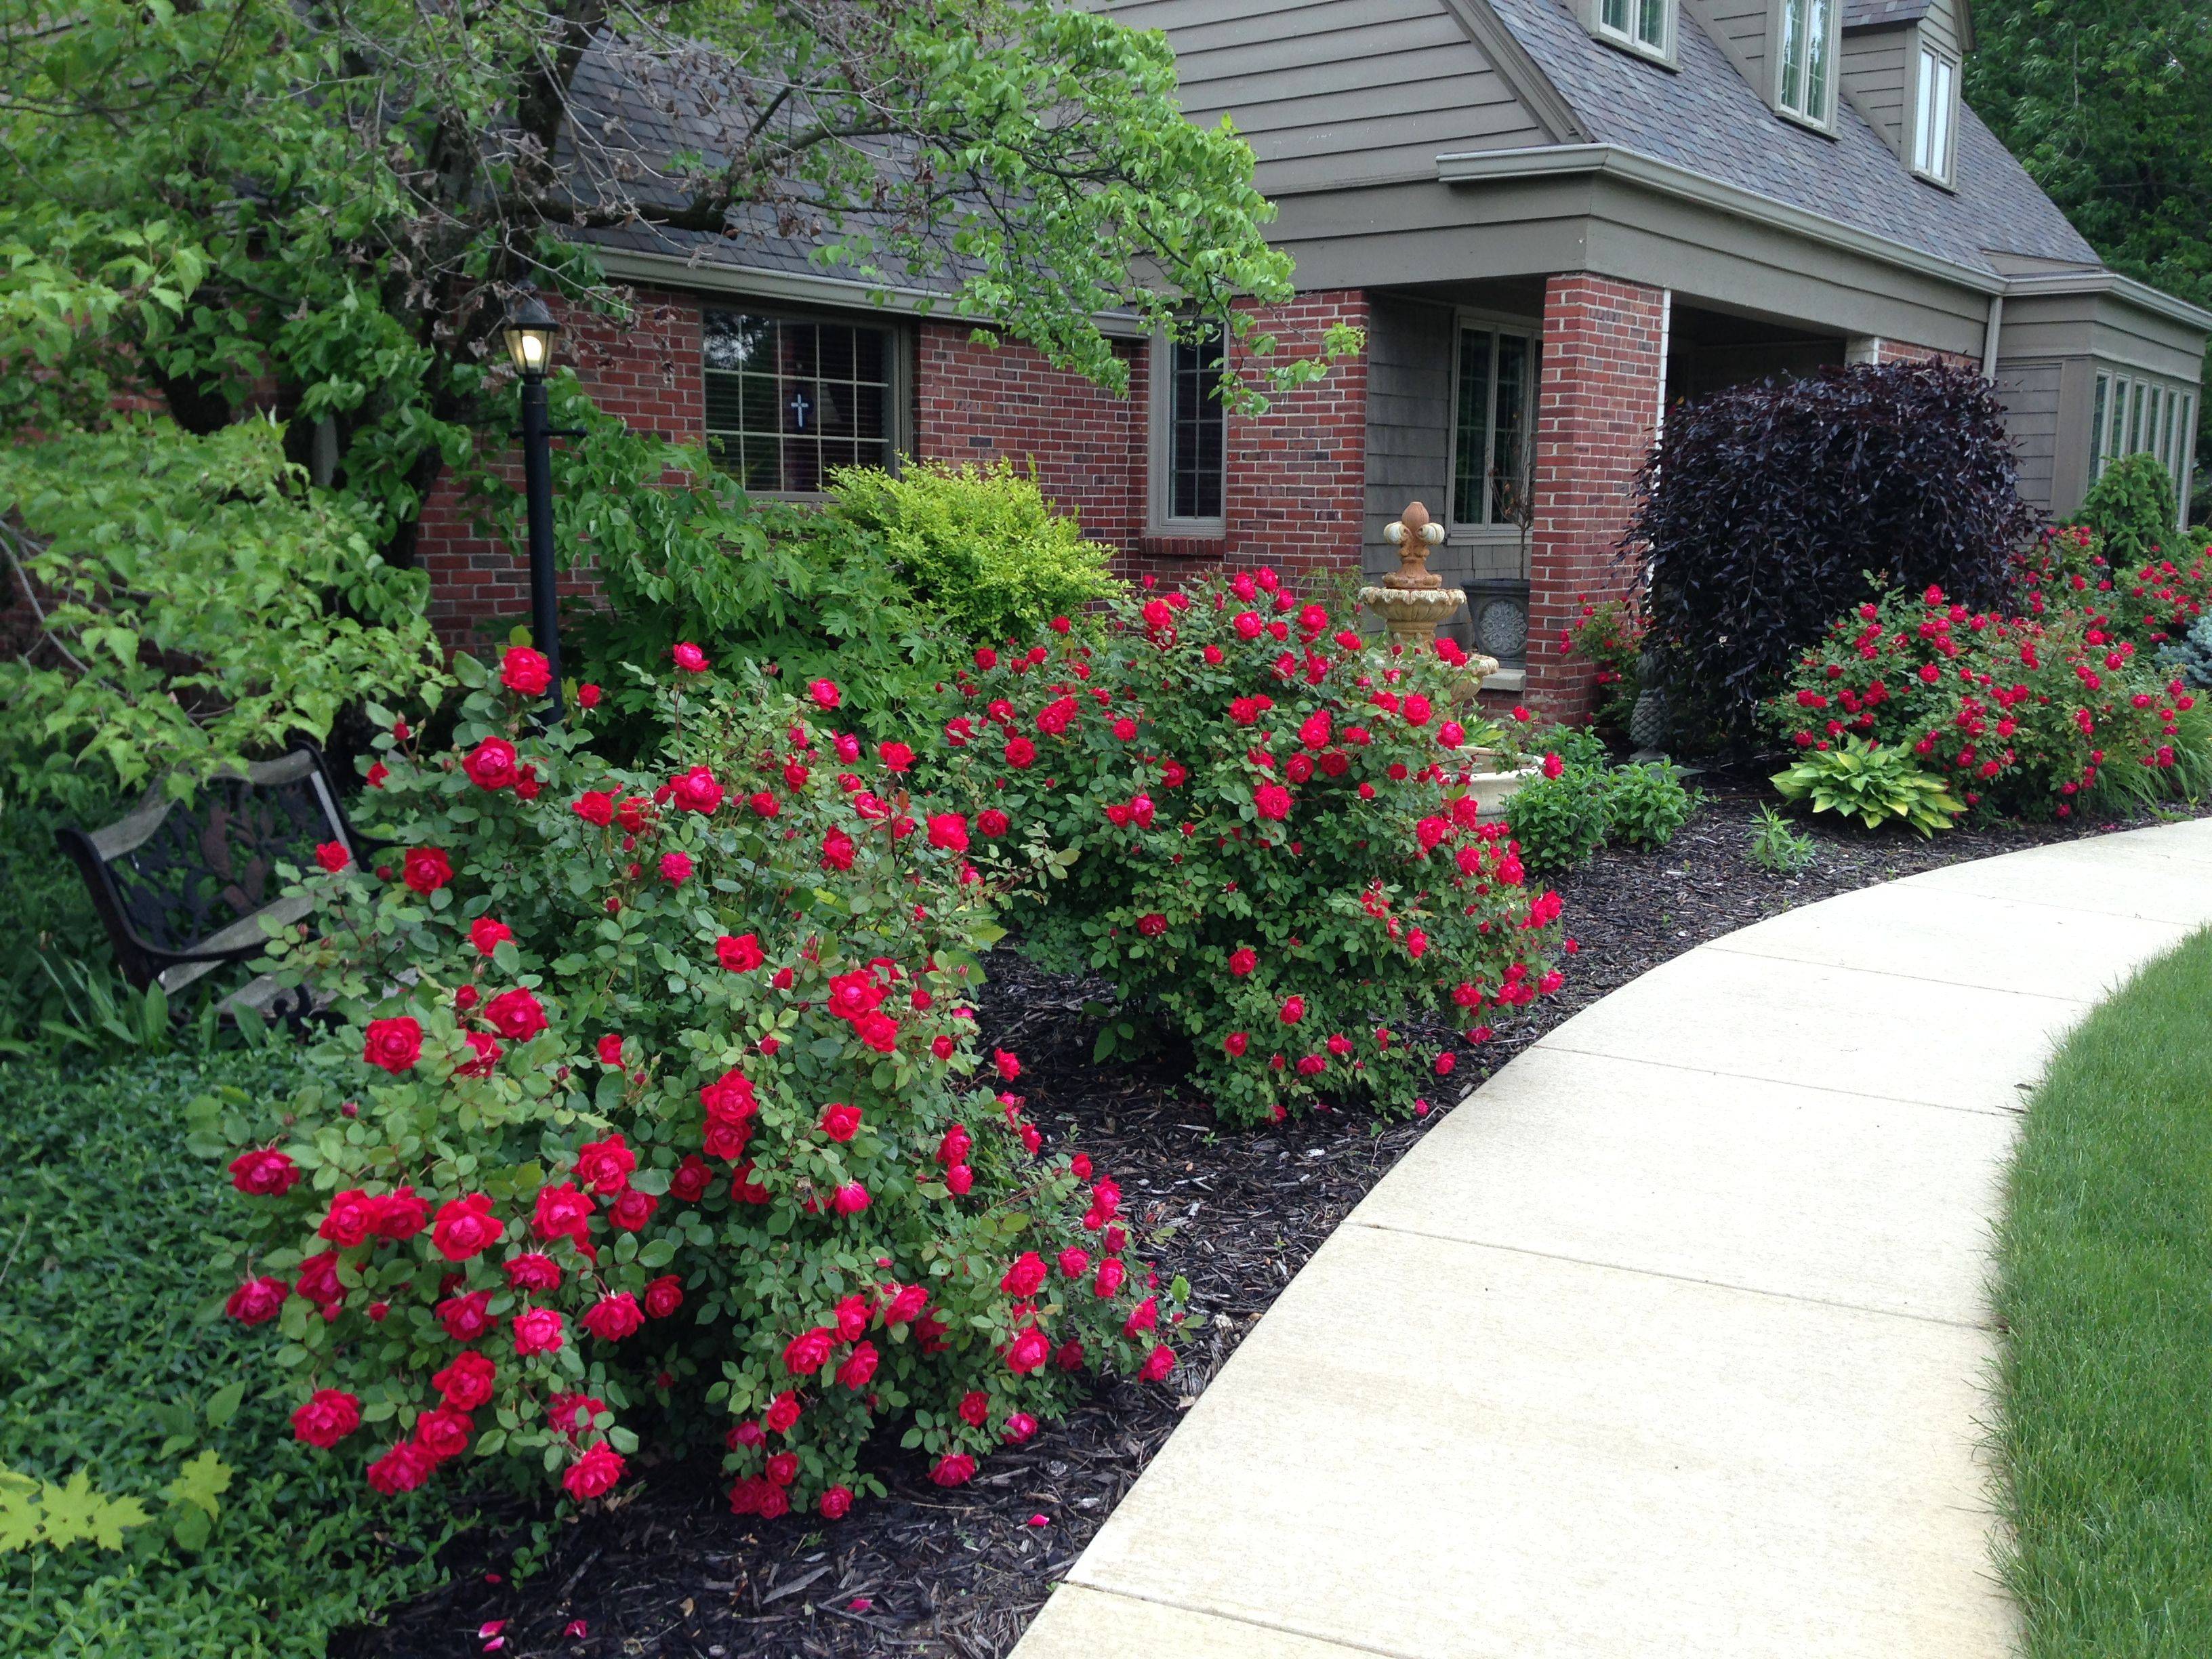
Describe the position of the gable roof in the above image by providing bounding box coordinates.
[1841,0,1937,29]
[1478,0,2097,279]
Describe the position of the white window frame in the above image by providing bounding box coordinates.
[699,304,909,499]
[2089,368,2200,527]
[1445,310,1542,535]
[1586,0,1675,66]
[1147,321,1228,536]
[1773,0,1839,133]
[1910,45,1959,186]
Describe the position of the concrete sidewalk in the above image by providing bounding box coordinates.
[1015,819,2212,1659]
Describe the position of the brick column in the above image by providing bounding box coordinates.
[1524,273,1668,721]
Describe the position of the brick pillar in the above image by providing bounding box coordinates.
[1218,289,1370,586]
[1524,273,1667,721]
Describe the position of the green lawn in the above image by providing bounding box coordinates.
[0,1053,452,1657]
[1996,926,2212,1658]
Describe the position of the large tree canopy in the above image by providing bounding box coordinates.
[0,0,1334,548]
[1967,0,2212,508]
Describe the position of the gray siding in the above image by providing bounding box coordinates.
[1101,0,1551,194]
[1915,0,1961,58]
[1696,0,1770,91]
[1994,358,2062,515]
[1840,26,1907,156]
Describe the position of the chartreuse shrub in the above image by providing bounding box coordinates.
[827,460,1123,643]
[1996,929,2212,1657]
[1,1054,449,1656]
[1765,586,2211,821]
[1633,361,2041,745]
[222,651,1178,1522]
[933,570,1563,1125]
[1771,737,1965,836]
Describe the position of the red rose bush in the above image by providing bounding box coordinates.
[934,570,1564,1124]
[1765,584,2206,818]
[215,650,1179,1516]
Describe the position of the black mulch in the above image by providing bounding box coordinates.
[340,778,2208,1659]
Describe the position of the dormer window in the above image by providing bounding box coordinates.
[1776,0,1836,127]
[1591,0,1673,64]
[1912,45,1959,184]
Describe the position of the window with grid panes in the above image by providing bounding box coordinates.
[1451,325,1537,528]
[702,310,895,493]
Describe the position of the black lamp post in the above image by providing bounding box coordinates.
[501,287,565,720]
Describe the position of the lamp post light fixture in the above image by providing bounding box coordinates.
[501,287,567,720]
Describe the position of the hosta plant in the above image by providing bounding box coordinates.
[213,651,1180,1519]
[932,570,1565,1125]
[1771,737,1965,835]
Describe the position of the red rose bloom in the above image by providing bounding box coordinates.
[401,846,451,895]
[575,1133,636,1195]
[659,851,693,885]
[316,1189,377,1248]
[608,1188,658,1231]
[716,933,766,972]
[533,1182,595,1244]
[930,1454,977,1488]
[366,1439,437,1495]
[362,1015,423,1073]
[226,1275,289,1324]
[783,1328,836,1376]
[671,642,710,674]
[836,1340,879,1390]
[578,682,602,709]
[1227,948,1256,977]
[434,1351,498,1411]
[291,1388,361,1448]
[314,841,350,874]
[1000,1251,1048,1296]
[596,1032,625,1066]
[501,646,552,695]
[644,1275,684,1319]
[1278,995,1305,1025]
[819,1485,854,1519]
[512,1306,567,1356]
[367,1186,429,1241]
[572,790,616,827]
[1140,1343,1176,1382]
[504,1252,562,1292]
[228,1147,301,1197]
[483,987,548,1040]
[808,677,842,710]
[1006,1327,1050,1374]
[1253,783,1292,821]
[565,1443,626,1500]
[453,1030,501,1078]
[670,765,724,815]
[462,738,520,792]
[414,1406,474,1462]
[581,1292,644,1343]
[431,1193,501,1261]
[469,916,512,956]
[436,1290,493,1343]
[1004,736,1037,769]
[670,1155,712,1202]
[819,1101,862,1143]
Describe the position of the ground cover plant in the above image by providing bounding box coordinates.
[0,1053,450,1656]
[219,650,1181,1528]
[932,571,1564,1126]
[1633,361,2041,745]
[1995,926,2212,1658]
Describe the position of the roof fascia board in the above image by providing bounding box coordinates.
[2000,270,2212,335]
[1435,0,1590,144]
[590,247,1149,339]
[1436,142,2005,295]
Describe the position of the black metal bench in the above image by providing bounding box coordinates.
[55,747,365,1023]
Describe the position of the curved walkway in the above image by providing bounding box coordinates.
[1015,819,2212,1659]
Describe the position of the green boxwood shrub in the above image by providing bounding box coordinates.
[2076,453,2179,569]
[935,571,1563,1124]
[221,653,1177,1523]
[0,1054,450,1656]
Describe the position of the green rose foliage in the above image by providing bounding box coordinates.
[1764,585,2210,821]
[934,572,1564,1126]
[216,657,1180,1522]
[2018,522,2212,655]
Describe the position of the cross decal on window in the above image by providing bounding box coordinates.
[787,389,813,432]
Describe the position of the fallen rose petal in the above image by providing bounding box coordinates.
[1027,1513,1050,1527]
[847,1597,873,1612]
[564,1620,589,1637]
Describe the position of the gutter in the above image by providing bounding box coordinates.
[589,247,1149,340]
[1435,143,2007,298]
[1996,269,2212,335]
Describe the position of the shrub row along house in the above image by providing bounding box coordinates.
[417,0,2210,720]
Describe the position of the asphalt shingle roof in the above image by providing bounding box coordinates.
[1485,0,2098,276]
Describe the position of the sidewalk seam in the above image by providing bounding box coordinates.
[1055,1580,1424,1659]
[1525,1038,2038,1118]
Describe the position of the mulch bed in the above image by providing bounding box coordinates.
[340,777,2208,1659]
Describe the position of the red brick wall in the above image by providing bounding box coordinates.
[911,327,1147,551]
[1525,274,1668,722]
[1875,340,1980,370]
[415,287,703,644]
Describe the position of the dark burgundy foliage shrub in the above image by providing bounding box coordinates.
[1631,361,2042,747]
